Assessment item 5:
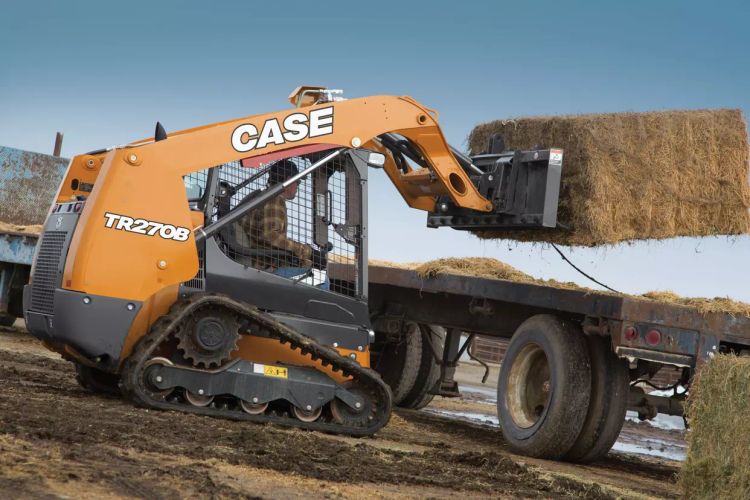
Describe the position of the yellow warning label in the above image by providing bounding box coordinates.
[263,365,288,378]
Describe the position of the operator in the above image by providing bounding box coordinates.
[240,159,329,289]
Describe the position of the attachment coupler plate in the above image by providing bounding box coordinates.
[426,148,563,231]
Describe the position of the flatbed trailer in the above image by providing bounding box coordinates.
[353,263,749,460]
[0,146,68,326]
[0,229,40,326]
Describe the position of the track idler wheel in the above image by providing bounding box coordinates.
[143,357,176,399]
[330,386,373,427]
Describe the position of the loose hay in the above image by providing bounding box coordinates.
[371,257,750,316]
[681,355,750,499]
[0,221,42,234]
[415,257,535,282]
[468,109,750,246]
[641,291,750,317]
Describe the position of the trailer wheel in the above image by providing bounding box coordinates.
[564,335,629,463]
[399,325,445,410]
[75,363,121,396]
[372,322,423,405]
[497,315,591,459]
[0,314,16,327]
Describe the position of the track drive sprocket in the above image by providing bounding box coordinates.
[176,306,241,368]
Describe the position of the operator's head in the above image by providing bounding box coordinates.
[268,159,301,200]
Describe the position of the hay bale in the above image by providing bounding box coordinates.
[468,109,750,246]
[681,355,750,499]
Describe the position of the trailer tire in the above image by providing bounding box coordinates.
[0,314,16,327]
[565,335,629,463]
[497,315,591,459]
[399,325,445,410]
[372,322,423,405]
[75,363,121,396]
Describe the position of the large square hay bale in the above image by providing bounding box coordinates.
[681,355,750,499]
[468,109,750,246]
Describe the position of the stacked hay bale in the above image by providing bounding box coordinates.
[681,355,750,499]
[468,109,750,246]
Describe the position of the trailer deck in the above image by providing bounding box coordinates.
[364,264,750,368]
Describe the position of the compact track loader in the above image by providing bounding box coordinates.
[23,86,562,435]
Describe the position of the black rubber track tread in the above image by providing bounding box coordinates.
[121,293,392,436]
[564,335,629,463]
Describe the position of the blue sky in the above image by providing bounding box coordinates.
[2,0,749,300]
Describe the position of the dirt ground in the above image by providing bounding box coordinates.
[0,326,681,499]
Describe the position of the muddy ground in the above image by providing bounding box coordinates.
[0,326,681,499]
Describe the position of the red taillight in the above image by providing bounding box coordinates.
[624,326,638,341]
[645,329,662,346]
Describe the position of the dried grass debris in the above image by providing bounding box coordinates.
[0,222,42,234]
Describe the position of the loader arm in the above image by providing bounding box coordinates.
[52,90,560,306]
[53,95,494,301]
[59,95,491,212]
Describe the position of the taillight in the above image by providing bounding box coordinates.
[645,329,662,346]
[624,326,638,341]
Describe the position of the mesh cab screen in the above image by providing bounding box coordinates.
[211,152,361,298]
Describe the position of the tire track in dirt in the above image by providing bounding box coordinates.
[0,332,676,498]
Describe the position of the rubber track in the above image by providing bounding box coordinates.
[121,293,392,436]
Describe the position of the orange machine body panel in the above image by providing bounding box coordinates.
[233,336,368,382]
[52,93,491,363]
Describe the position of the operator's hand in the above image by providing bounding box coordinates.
[310,247,328,270]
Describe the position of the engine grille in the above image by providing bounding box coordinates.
[29,231,67,315]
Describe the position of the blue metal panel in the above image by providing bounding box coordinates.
[0,146,69,226]
[0,233,38,266]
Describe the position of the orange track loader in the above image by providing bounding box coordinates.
[22,86,562,435]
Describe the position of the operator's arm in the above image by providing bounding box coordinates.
[255,197,312,264]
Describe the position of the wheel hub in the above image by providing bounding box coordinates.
[331,386,374,427]
[505,343,551,429]
[194,317,228,351]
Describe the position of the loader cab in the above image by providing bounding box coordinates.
[181,146,371,348]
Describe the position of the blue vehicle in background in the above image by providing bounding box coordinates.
[0,146,68,326]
